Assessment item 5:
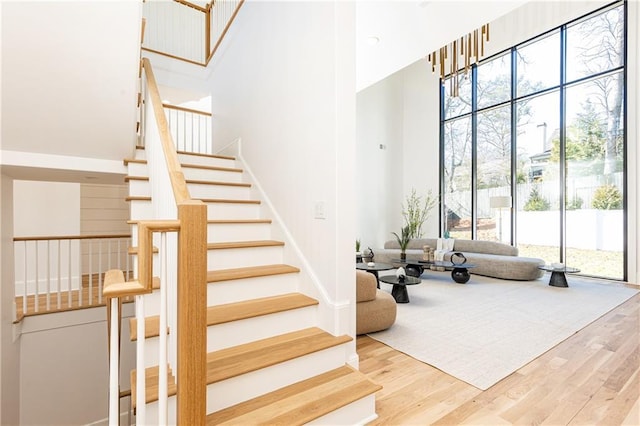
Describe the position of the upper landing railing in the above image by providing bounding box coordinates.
[142,0,244,66]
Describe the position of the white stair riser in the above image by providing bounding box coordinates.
[206,203,261,220]
[127,180,150,197]
[207,273,298,305]
[129,200,153,221]
[188,183,250,200]
[208,246,283,269]
[135,149,146,161]
[206,306,316,352]
[307,395,378,426]
[139,306,317,366]
[126,162,148,176]
[207,222,272,243]
[178,153,236,168]
[206,345,348,413]
[182,167,243,182]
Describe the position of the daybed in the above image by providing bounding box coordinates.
[374,238,544,281]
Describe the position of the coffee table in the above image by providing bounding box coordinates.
[538,265,580,287]
[379,275,421,303]
[356,262,394,289]
[390,259,424,277]
[413,260,476,284]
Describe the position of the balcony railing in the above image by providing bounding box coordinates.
[142,0,244,66]
[13,234,132,320]
[164,103,213,154]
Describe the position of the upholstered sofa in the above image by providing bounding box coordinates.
[374,238,544,281]
[356,270,397,335]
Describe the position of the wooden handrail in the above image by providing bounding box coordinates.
[142,57,191,204]
[162,103,212,117]
[206,0,245,65]
[14,234,130,242]
[174,0,208,13]
[141,58,208,424]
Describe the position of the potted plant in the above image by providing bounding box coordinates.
[392,225,411,260]
[356,239,362,263]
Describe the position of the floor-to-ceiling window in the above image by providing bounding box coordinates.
[441,1,626,280]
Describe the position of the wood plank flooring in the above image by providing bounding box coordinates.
[357,289,640,425]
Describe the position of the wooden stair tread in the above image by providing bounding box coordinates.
[205,328,351,384]
[186,179,251,188]
[129,313,166,341]
[207,293,318,325]
[181,163,243,173]
[206,365,381,425]
[208,219,272,224]
[198,198,260,204]
[207,264,300,282]
[177,150,235,161]
[131,365,176,407]
[123,158,147,166]
[125,196,151,202]
[124,175,149,182]
[132,328,352,407]
[130,292,316,340]
[207,240,284,250]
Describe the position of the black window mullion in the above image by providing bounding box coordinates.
[510,47,517,246]
[439,81,446,238]
[471,66,478,240]
[559,25,567,264]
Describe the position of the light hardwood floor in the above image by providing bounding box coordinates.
[357,290,640,425]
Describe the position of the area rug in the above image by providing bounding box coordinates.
[368,272,638,390]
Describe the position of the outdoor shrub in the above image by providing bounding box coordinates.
[566,196,583,210]
[524,187,550,211]
[592,184,622,210]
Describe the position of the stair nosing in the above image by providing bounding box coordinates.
[186,179,251,188]
[181,163,243,173]
[177,150,235,161]
[207,240,284,250]
[207,264,300,283]
[207,292,318,325]
[199,198,260,205]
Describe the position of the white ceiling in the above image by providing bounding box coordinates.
[1,0,142,182]
[355,0,528,91]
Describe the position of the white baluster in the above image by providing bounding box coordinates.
[23,242,27,315]
[136,295,146,425]
[108,298,120,426]
[158,232,168,424]
[46,240,51,310]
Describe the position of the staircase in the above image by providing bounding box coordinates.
[123,147,380,424]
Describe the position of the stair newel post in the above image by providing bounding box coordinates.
[177,201,207,424]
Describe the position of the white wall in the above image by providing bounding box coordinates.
[356,0,638,282]
[13,181,80,237]
[356,59,441,249]
[18,307,136,426]
[208,1,356,331]
[0,173,20,425]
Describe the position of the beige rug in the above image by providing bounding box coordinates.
[368,271,638,390]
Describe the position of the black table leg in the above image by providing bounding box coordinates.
[391,284,409,303]
[548,270,569,287]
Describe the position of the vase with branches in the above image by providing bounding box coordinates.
[403,189,437,239]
